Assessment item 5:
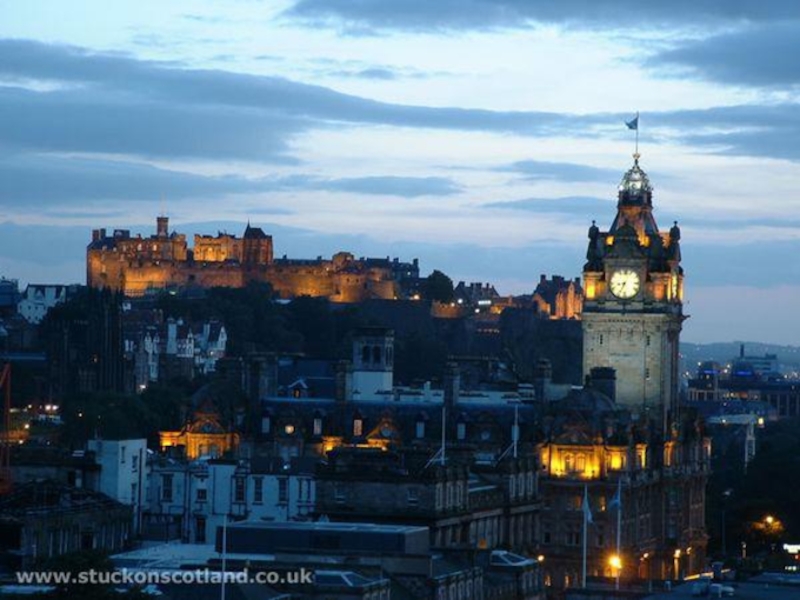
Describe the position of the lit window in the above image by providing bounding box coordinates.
[313,417,323,436]
[353,418,363,437]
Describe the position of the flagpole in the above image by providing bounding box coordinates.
[221,513,228,600]
[582,484,588,589]
[635,111,639,156]
[616,479,622,591]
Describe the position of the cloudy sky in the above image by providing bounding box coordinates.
[1,0,799,344]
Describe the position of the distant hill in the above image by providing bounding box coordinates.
[681,341,800,373]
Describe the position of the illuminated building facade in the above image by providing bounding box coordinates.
[87,217,419,302]
[536,386,710,587]
[582,154,684,420]
[159,407,239,460]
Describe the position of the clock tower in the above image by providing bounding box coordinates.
[582,154,684,424]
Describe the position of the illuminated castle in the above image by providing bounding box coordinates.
[87,217,419,302]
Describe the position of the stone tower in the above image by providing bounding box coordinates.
[582,153,684,426]
[351,327,394,400]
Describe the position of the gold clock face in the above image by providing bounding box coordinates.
[609,269,640,299]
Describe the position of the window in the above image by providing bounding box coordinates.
[353,418,363,437]
[313,417,323,436]
[262,416,271,434]
[407,488,419,506]
[564,453,574,473]
[196,517,206,543]
[334,483,346,504]
[566,526,580,546]
[131,455,139,472]
[161,475,173,502]
[278,478,288,503]
[196,487,207,502]
[416,421,425,439]
[120,446,126,464]
[457,422,466,440]
[254,478,263,503]
[576,454,586,472]
[234,477,246,503]
[645,368,651,380]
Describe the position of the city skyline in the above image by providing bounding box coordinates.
[2,1,800,344]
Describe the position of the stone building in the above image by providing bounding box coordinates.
[143,455,316,543]
[87,217,419,302]
[531,275,583,320]
[536,386,710,588]
[0,481,132,569]
[159,407,240,460]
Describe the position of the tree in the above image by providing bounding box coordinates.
[424,270,454,303]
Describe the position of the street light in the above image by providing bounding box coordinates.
[609,554,622,589]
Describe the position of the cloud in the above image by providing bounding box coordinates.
[643,104,800,161]
[0,154,290,206]
[0,38,614,162]
[284,0,800,33]
[499,160,620,183]
[647,23,800,89]
[322,175,460,196]
[0,153,461,207]
[485,196,614,215]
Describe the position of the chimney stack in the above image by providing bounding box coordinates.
[444,362,460,411]
[589,367,616,403]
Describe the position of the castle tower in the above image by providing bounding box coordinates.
[351,327,394,400]
[582,154,684,426]
[156,215,169,238]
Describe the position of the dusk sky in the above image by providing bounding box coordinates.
[1,1,799,344]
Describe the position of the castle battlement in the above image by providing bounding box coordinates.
[87,216,419,302]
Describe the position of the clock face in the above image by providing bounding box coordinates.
[609,269,640,299]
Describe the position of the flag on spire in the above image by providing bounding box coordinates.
[583,485,593,524]
[625,113,639,131]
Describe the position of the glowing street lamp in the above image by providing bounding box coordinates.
[609,554,622,589]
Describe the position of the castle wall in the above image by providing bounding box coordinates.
[88,219,399,302]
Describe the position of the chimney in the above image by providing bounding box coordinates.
[92,229,101,242]
[533,358,552,401]
[444,362,460,411]
[740,343,745,358]
[336,360,353,403]
[589,367,616,402]
[157,215,169,238]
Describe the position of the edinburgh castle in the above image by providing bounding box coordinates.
[87,216,420,301]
